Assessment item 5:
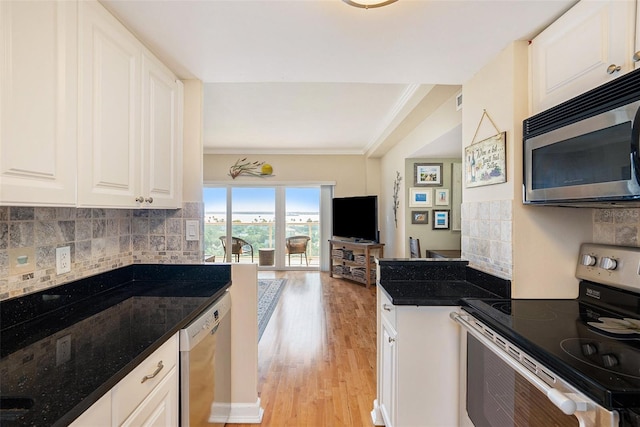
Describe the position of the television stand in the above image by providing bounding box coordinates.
[329,239,385,288]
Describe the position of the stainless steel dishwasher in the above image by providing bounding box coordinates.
[179,290,231,427]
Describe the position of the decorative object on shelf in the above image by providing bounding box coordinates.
[392,171,402,228]
[409,187,432,207]
[411,211,429,224]
[228,158,274,179]
[342,0,398,9]
[465,109,506,188]
[414,163,443,186]
[432,209,450,230]
[435,189,449,206]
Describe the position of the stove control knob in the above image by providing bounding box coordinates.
[581,343,598,356]
[600,257,618,271]
[602,353,619,368]
[580,254,597,266]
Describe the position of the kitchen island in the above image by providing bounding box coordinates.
[0,264,231,426]
[372,258,510,427]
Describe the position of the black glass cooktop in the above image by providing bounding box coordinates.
[462,282,640,410]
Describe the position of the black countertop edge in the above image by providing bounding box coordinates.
[379,280,504,306]
[377,259,511,306]
[1,264,232,329]
[56,283,231,427]
[0,264,232,427]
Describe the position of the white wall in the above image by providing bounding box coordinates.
[203,153,370,197]
[379,87,462,258]
[405,158,461,254]
[183,80,204,202]
[461,41,592,298]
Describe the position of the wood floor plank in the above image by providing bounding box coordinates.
[230,271,377,427]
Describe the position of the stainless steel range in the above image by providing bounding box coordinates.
[451,243,640,427]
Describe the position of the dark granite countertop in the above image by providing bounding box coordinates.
[377,259,510,306]
[0,264,232,427]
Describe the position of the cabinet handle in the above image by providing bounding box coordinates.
[141,361,164,383]
[388,337,395,344]
[607,64,621,74]
[135,196,145,203]
[383,304,392,312]
[145,197,154,204]
[634,52,640,63]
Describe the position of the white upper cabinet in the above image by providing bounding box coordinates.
[77,0,183,209]
[0,1,78,206]
[78,0,141,208]
[530,0,637,113]
[141,53,183,209]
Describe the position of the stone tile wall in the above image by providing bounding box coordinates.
[461,199,513,278]
[0,202,204,300]
[593,208,640,247]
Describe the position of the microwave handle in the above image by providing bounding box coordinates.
[632,104,640,183]
[450,311,592,416]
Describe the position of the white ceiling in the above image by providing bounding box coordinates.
[101,0,576,157]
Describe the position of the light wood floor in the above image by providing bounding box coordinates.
[232,271,378,427]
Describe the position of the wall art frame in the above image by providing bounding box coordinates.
[434,188,449,206]
[414,163,443,187]
[432,209,450,230]
[465,131,506,188]
[409,187,432,207]
[411,211,429,224]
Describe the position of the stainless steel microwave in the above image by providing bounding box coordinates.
[523,68,640,207]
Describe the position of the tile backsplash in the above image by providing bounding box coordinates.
[461,199,513,279]
[0,202,204,300]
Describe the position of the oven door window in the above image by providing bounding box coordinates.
[467,335,579,427]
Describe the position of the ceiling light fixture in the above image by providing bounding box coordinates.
[342,0,398,9]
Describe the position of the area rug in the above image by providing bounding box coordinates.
[258,278,287,341]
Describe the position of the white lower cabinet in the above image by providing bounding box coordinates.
[119,366,178,427]
[70,334,179,427]
[379,316,397,425]
[373,287,460,427]
[69,391,112,427]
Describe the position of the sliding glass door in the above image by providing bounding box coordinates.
[284,188,319,267]
[204,185,321,269]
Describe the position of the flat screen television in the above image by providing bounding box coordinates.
[332,196,378,242]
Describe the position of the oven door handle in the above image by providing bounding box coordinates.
[450,311,592,416]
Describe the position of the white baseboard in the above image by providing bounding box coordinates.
[225,398,264,424]
[370,399,385,426]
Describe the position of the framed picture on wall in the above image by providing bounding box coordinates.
[414,163,443,186]
[411,211,429,224]
[409,188,432,207]
[434,189,449,206]
[432,210,450,230]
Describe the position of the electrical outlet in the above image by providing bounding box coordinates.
[56,246,71,275]
[56,334,72,366]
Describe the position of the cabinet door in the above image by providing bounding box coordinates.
[77,0,141,208]
[141,53,183,209]
[0,1,77,206]
[69,391,112,427]
[530,0,636,113]
[379,317,397,427]
[120,366,179,427]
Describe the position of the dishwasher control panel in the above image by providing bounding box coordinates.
[179,291,231,351]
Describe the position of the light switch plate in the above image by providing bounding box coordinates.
[186,220,199,241]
